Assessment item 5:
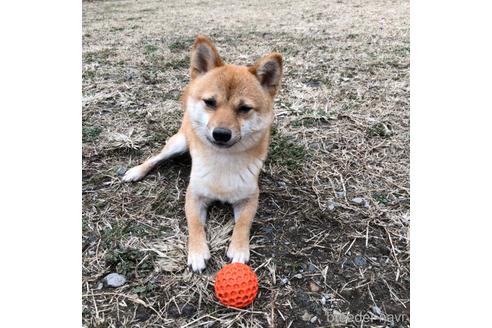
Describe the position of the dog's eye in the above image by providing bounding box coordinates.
[203,98,216,108]
[238,105,253,113]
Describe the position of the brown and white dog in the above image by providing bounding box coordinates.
[123,35,283,272]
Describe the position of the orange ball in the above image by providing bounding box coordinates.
[214,263,259,308]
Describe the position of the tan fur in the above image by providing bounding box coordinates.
[123,35,283,272]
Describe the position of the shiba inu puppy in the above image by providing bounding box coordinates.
[123,35,283,272]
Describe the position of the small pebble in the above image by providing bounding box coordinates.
[320,296,326,305]
[335,191,346,198]
[351,197,365,204]
[293,273,302,279]
[309,281,321,292]
[326,199,337,211]
[102,273,127,288]
[310,316,317,323]
[301,311,312,321]
[306,81,321,88]
[116,166,127,176]
[353,255,367,267]
[280,277,289,285]
[351,197,370,208]
[371,305,382,316]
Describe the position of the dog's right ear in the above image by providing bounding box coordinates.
[190,35,224,80]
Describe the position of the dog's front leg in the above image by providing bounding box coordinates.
[122,132,188,182]
[185,187,210,272]
[227,191,259,264]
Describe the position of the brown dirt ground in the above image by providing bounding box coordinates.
[82,0,409,327]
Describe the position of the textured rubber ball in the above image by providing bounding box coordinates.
[214,263,258,308]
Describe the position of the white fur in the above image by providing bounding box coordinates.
[227,243,250,263]
[187,243,210,272]
[154,133,187,162]
[187,98,211,145]
[241,111,271,139]
[189,148,262,203]
[121,165,147,182]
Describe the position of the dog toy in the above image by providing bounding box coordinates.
[214,263,258,308]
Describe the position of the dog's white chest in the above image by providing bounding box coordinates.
[189,151,261,203]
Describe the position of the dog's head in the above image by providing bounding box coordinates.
[185,35,283,151]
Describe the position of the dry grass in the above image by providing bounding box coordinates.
[82,0,409,326]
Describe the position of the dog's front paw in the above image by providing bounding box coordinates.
[227,241,250,264]
[122,165,147,182]
[187,241,211,272]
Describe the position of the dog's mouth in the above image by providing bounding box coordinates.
[206,136,240,148]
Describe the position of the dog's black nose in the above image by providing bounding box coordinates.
[212,128,232,143]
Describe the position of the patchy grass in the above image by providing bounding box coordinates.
[144,44,159,55]
[368,122,394,138]
[168,38,195,53]
[163,57,190,70]
[268,128,310,170]
[105,248,157,278]
[82,126,102,142]
[83,48,116,64]
[83,0,409,327]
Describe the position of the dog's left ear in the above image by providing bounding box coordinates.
[249,53,283,97]
[190,35,224,80]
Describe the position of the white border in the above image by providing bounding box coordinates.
[0,1,81,327]
[1,0,492,326]
[412,0,492,326]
